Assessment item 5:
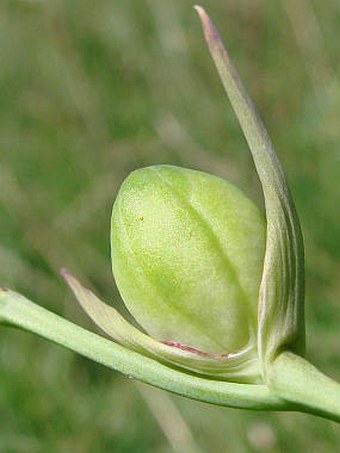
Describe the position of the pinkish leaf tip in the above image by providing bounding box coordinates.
[60,267,69,279]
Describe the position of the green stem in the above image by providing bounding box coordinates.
[268,352,340,423]
[1,283,340,422]
[0,288,286,412]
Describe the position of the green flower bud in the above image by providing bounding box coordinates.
[111,165,265,356]
[62,7,305,385]
[62,165,266,383]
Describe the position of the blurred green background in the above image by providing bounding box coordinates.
[1,0,340,451]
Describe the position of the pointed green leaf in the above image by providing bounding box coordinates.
[195,6,305,368]
[62,269,261,382]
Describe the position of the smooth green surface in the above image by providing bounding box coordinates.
[1,0,340,451]
[112,165,265,354]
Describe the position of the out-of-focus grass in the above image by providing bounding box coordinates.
[0,0,339,451]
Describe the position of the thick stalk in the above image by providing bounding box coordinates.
[268,352,340,423]
[0,288,286,411]
[1,281,340,423]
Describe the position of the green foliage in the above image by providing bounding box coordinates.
[0,0,339,451]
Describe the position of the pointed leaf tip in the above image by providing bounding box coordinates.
[193,5,203,13]
[194,5,222,49]
[60,267,68,278]
[60,267,78,291]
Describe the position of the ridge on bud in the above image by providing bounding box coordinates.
[62,165,265,383]
[111,165,265,355]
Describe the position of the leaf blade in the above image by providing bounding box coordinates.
[61,269,261,382]
[195,6,305,368]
